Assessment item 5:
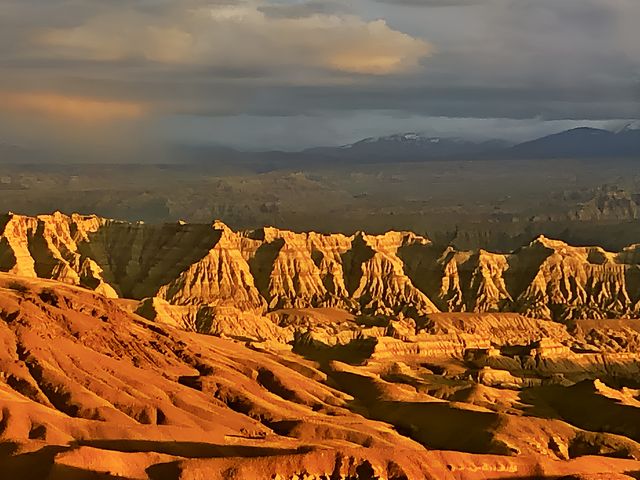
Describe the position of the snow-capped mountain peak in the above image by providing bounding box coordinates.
[616,121,640,133]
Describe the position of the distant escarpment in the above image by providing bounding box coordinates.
[2,212,640,326]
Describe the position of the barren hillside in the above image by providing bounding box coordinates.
[0,274,640,479]
[1,214,640,478]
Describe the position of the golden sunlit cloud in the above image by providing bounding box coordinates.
[0,92,147,122]
[37,6,432,77]
[327,54,404,75]
[322,19,431,75]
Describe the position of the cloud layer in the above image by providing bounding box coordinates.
[38,3,431,75]
[0,0,638,150]
[0,92,146,122]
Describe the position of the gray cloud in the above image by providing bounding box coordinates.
[372,0,483,7]
[0,0,638,151]
[158,113,618,150]
[258,1,351,18]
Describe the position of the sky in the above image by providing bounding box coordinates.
[1,0,639,154]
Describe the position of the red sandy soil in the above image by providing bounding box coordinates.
[0,274,639,479]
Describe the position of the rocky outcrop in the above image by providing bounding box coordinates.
[0,212,116,298]
[3,212,640,324]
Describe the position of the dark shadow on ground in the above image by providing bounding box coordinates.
[74,440,310,459]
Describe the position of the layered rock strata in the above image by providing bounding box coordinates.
[3,212,640,326]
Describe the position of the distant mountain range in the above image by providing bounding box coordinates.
[218,126,640,167]
[301,126,640,163]
[303,133,512,162]
[2,125,640,166]
[504,126,640,160]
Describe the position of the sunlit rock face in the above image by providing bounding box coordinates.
[3,212,640,324]
[0,212,116,298]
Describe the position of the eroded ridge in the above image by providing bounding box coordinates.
[3,213,640,326]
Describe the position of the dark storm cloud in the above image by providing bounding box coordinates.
[180,82,638,120]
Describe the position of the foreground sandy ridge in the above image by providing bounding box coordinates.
[0,274,639,478]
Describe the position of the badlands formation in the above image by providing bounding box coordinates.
[0,212,640,478]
